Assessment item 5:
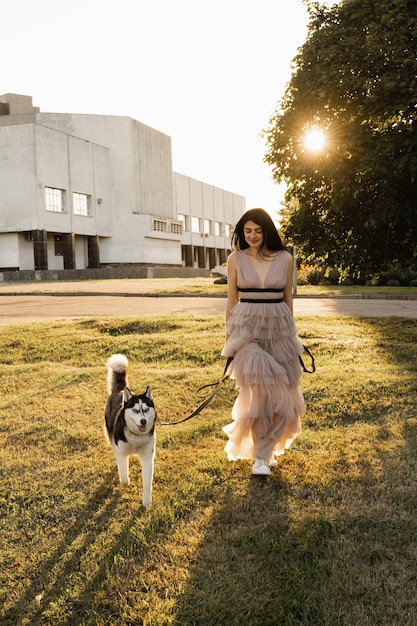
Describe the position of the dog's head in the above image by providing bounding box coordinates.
[123,386,156,434]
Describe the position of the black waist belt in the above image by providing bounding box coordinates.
[240,298,283,303]
[238,287,283,293]
[238,287,284,304]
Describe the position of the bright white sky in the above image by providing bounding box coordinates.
[1,0,324,220]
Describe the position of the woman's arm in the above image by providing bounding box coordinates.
[225,252,239,323]
[283,252,294,314]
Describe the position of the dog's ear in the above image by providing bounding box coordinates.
[144,386,153,401]
[123,388,133,402]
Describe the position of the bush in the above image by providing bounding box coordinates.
[296,265,310,285]
[370,275,381,286]
[409,279,417,287]
[307,268,326,285]
[214,276,227,285]
[325,267,340,285]
[297,265,340,286]
[387,279,401,287]
[380,268,417,286]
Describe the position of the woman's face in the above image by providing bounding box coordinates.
[243,220,264,251]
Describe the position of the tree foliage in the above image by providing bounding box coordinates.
[264,0,417,279]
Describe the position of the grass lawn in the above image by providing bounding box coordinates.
[295,284,417,298]
[120,279,417,298]
[0,315,416,625]
[3,276,417,299]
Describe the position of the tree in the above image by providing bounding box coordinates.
[264,0,417,279]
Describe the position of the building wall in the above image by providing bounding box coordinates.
[0,94,246,273]
[134,121,174,218]
[75,235,87,269]
[0,233,19,269]
[35,113,176,265]
[0,120,114,235]
[46,234,64,271]
[34,125,114,237]
[37,113,174,215]
[0,232,40,272]
[0,93,39,114]
[173,172,244,267]
[0,124,38,232]
[18,233,35,270]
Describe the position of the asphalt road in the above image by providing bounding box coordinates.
[1,288,417,324]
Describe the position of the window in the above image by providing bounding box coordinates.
[215,221,221,236]
[45,187,64,213]
[203,219,211,235]
[177,213,189,232]
[224,224,232,238]
[73,192,91,216]
[153,219,167,232]
[191,217,200,233]
[170,223,183,235]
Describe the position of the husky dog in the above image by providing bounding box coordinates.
[104,354,156,508]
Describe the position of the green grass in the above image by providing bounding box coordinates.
[296,284,417,298]
[6,276,417,298]
[1,315,417,625]
[132,279,417,298]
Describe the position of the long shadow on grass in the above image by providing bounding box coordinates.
[171,472,338,626]
[362,318,417,376]
[347,317,417,427]
[301,317,417,431]
[172,440,417,626]
[171,319,417,625]
[2,470,122,625]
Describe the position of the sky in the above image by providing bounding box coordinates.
[2,0,320,221]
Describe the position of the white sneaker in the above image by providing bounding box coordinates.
[252,458,271,476]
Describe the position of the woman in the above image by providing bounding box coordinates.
[222,208,305,475]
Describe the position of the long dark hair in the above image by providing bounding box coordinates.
[231,208,285,255]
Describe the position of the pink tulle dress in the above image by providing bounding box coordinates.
[222,250,305,464]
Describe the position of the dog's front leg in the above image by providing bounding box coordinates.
[115,448,130,486]
[139,449,154,508]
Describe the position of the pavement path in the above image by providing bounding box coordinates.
[0,279,416,324]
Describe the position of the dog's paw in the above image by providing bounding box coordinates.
[119,479,130,487]
[142,497,152,508]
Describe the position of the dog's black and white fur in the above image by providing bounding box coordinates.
[104,354,156,508]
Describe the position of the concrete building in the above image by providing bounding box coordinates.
[0,93,245,279]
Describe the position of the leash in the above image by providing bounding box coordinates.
[299,344,316,374]
[157,357,233,427]
[157,345,315,427]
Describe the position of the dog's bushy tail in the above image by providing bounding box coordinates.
[106,353,129,394]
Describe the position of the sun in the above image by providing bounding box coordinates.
[304,128,326,152]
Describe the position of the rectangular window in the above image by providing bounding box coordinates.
[170,223,183,235]
[153,219,167,232]
[177,213,189,232]
[45,187,64,213]
[203,219,211,235]
[215,221,221,236]
[191,217,200,233]
[224,224,232,238]
[73,192,91,216]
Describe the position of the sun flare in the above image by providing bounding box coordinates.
[304,128,326,152]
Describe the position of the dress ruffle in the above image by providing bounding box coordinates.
[221,251,305,463]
